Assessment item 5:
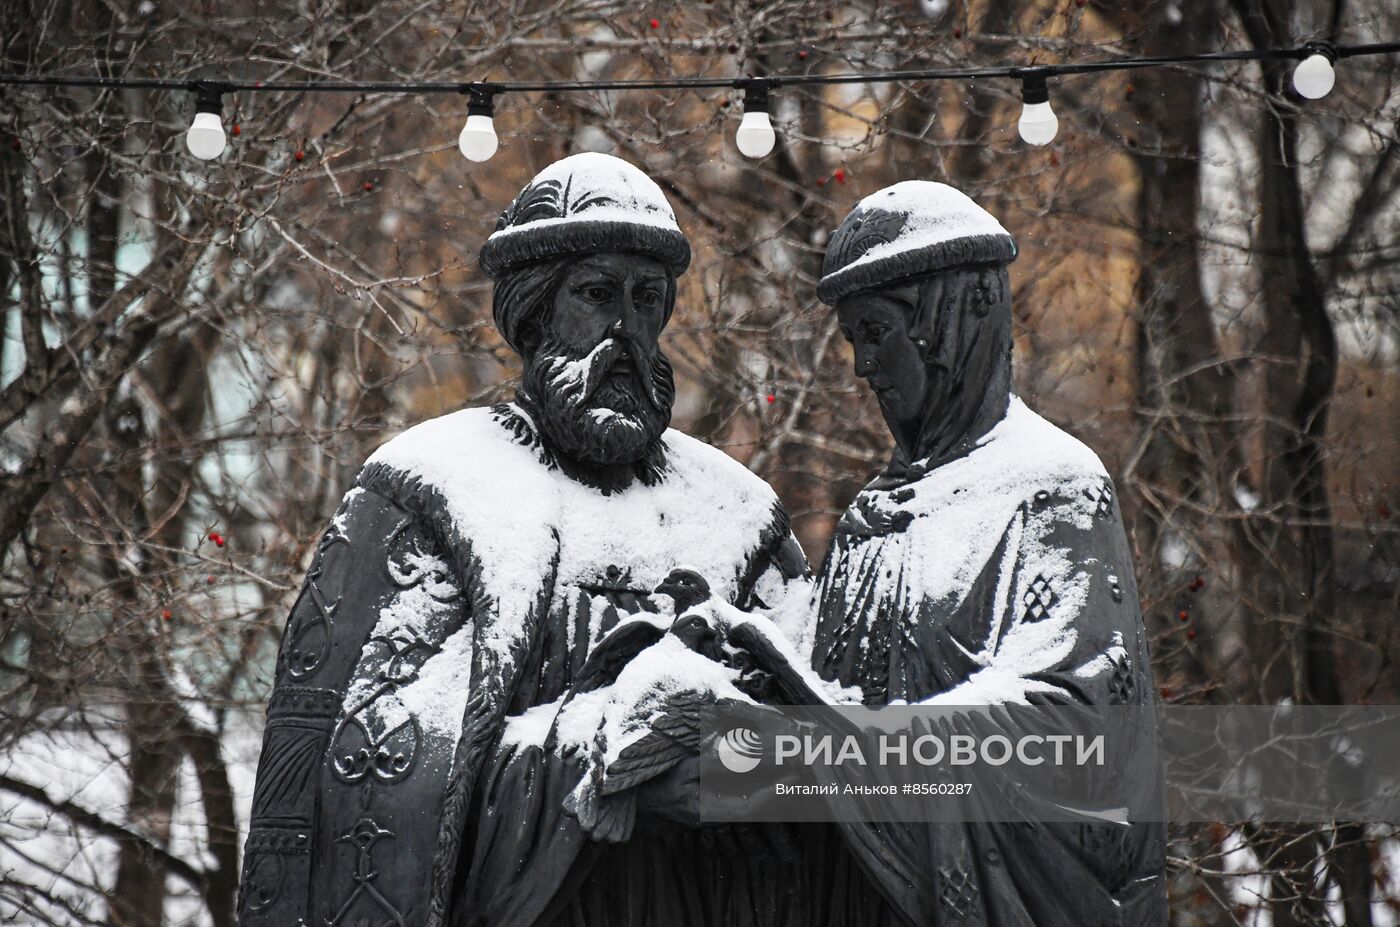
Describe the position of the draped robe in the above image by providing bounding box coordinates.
[805,396,1168,925]
[238,403,828,926]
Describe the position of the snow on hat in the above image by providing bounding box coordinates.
[479,153,691,280]
[817,181,1017,305]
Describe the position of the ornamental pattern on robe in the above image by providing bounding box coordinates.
[807,397,1167,926]
[239,404,806,927]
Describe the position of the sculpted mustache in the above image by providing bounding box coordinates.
[546,337,667,410]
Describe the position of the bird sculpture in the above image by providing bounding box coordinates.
[567,568,715,696]
[572,567,824,702]
[559,568,828,842]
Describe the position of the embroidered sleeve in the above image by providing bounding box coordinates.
[918,478,1150,709]
[239,483,472,927]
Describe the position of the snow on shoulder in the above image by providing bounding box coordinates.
[657,425,780,511]
[837,396,1110,619]
[896,395,1108,522]
[969,395,1108,493]
[363,404,784,660]
[365,405,559,642]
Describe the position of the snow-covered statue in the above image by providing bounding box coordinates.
[237,153,808,927]
[806,181,1168,923]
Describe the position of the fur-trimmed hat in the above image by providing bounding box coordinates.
[479,153,691,280]
[817,181,1016,305]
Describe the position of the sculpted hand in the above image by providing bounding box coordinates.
[619,694,803,825]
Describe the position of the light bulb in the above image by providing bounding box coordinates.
[736,111,776,158]
[1018,101,1059,146]
[1293,52,1336,99]
[186,111,226,160]
[459,114,498,161]
[736,82,776,159]
[1016,70,1058,147]
[458,86,499,162]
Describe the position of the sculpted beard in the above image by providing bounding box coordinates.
[524,333,675,467]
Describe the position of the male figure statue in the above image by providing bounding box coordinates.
[806,181,1168,924]
[237,153,807,927]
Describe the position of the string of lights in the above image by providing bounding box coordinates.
[2,40,1397,162]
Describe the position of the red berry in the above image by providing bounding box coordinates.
[161,608,173,620]
[209,531,225,547]
[293,149,305,162]
[206,574,215,584]
[1159,686,1173,699]
[1177,609,1189,622]
[834,168,846,183]
[649,18,659,29]
[765,394,776,404]
[816,176,828,187]
[1186,629,1198,641]
[231,124,241,137]
[362,181,374,192]
[952,26,962,38]
[798,50,809,60]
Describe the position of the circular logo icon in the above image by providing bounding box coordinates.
[717,727,764,773]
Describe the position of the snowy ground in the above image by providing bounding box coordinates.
[0,714,262,926]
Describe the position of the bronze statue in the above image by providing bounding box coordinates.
[573,180,1169,926]
[240,161,1166,926]
[237,153,810,927]
[807,180,1168,923]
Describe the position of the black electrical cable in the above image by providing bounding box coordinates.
[0,41,1396,97]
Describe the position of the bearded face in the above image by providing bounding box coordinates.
[505,253,677,468]
[524,329,675,467]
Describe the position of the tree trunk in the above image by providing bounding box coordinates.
[106,397,181,927]
[1111,7,1236,922]
[950,0,1015,185]
[1231,0,1369,922]
[110,652,182,927]
[1122,5,1234,553]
